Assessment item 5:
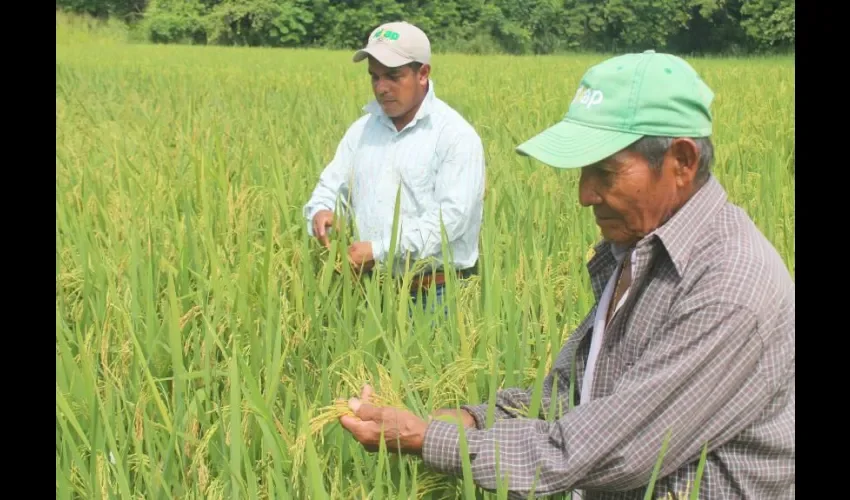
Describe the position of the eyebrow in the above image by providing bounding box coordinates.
[369,69,401,77]
[587,160,617,171]
[598,153,630,170]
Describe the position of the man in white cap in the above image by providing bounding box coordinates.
[303,21,485,308]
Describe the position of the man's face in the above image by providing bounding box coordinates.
[578,139,699,246]
[368,57,428,118]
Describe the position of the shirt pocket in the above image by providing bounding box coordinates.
[619,293,673,373]
[620,313,653,370]
[397,150,438,213]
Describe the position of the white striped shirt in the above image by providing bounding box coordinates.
[303,80,485,275]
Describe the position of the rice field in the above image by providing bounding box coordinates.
[55,14,795,499]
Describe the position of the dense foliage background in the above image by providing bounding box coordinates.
[56,0,794,55]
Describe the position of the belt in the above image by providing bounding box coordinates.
[409,265,477,293]
[410,271,452,292]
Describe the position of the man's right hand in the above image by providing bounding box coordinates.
[430,408,477,428]
[312,209,334,248]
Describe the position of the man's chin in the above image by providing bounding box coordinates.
[601,231,640,248]
[598,226,628,245]
[381,103,405,117]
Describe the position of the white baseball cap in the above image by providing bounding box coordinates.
[352,21,431,68]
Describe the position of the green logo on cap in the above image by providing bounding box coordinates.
[373,29,400,41]
[572,85,604,109]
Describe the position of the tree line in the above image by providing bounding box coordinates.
[56,0,794,56]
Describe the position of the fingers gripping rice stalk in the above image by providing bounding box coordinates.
[308,391,400,436]
[289,366,407,476]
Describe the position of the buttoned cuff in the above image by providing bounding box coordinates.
[421,419,465,476]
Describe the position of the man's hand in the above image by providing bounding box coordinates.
[312,210,335,248]
[340,385,428,456]
[347,242,375,272]
[430,408,477,428]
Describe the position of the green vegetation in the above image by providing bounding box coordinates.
[56,0,794,56]
[55,14,794,499]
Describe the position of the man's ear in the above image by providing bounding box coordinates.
[669,138,699,188]
[419,64,431,84]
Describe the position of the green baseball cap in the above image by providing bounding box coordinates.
[516,50,714,169]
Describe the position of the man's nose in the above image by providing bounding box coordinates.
[373,78,389,93]
[578,169,603,207]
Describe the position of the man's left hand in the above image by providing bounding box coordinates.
[347,242,375,272]
[339,385,428,456]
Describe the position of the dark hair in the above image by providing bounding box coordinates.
[625,136,714,184]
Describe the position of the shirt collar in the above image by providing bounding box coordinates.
[648,175,727,276]
[609,242,632,263]
[587,175,728,279]
[363,78,437,131]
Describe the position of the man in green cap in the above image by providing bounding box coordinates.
[338,51,795,499]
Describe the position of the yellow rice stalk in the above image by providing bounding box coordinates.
[412,468,457,499]
[337,364,407,409]
[662,482,692,499]
[127,453,151,475]
[415,357,487,410]
[189,421,219,495]
[290,380,407,479]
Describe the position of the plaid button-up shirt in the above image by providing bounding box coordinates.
[422,176,795,499]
